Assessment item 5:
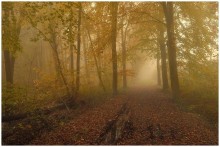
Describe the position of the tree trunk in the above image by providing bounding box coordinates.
[96,30,104,88]
[76,3,82,97]
[162,2,180,99]
[70,43,74,90]
[4,50,15,84]
[86,28,106,92]
[158,27,169,90]
[157,52,161,86]
[111,2,119,96]
[97,31,102,73]
[69,10,75,94]
[49,21,71,107]
[82,31,90,85]
[121,23,127,90]
[52,40,71,99]
[3,4,17,85]
[10,55,15,83]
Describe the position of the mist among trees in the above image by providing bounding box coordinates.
[2,2,218,145]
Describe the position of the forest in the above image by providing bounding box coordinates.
[2,1,218,145]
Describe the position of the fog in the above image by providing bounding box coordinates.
[135,60,158,87]
[2,2,218,145]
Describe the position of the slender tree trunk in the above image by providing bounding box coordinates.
[121,24,127,90]
[76,3,82,97]
[70,42,74,89]
[49,22,71,103]
[53,42,71,99]
[11,56,15,83]
[69,10,75,94]
[158,27,169,90]
[162,2,180,99]
[97,31,102,72]
[157,52,161,86]
[96,30,104,88]
[51,39,71,111]
[86,28,106,92]
[111,2,119,96]
[4,50,11,83]
[69,38,74,75]
[82,31,90,85]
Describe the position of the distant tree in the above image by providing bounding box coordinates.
[86,27,106,92]
[156,51,161,86]
[111,2,119,96]
[158,26,168,90]
[76,3,82,97]
[82,30,90,86]
[68,4,76,94]
[120,9,129,90]
[2,3,22,85]
[24,2,71,100]
[83,2,111,93]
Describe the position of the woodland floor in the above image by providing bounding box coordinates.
[3,87,218,145]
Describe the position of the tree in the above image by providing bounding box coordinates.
[24,2,72,101]
[68,5,75,93]
[156,51,161,86]
[111,2,119,96]
[82,30,90,86]
[86,27,106,92]
[158,25,169,90]
[162,2,180,98]
[76,3,82,97]
[2,3,22,85]
[48,20,71,98]
[120,12,129,90]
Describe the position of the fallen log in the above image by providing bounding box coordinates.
[2,103,65,122]
[95,103,131,145]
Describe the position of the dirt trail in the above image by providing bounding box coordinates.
[31,87,218,145]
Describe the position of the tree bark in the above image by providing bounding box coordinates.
[70,42,74,90]
[158,27,169,90]
[70,42,74,75]
[121,22,128,90]
[162,2,180,98]
[111,2,119,96]
[97,30,102,74]
[4,50,15,84]
[69,9,75,94]
[82,31,90,85]
[157,52,161,86]
[10,55,15,83]
[76,3,82,97]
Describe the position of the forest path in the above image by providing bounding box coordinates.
[117,87,218,145]
[31,87,218,145]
